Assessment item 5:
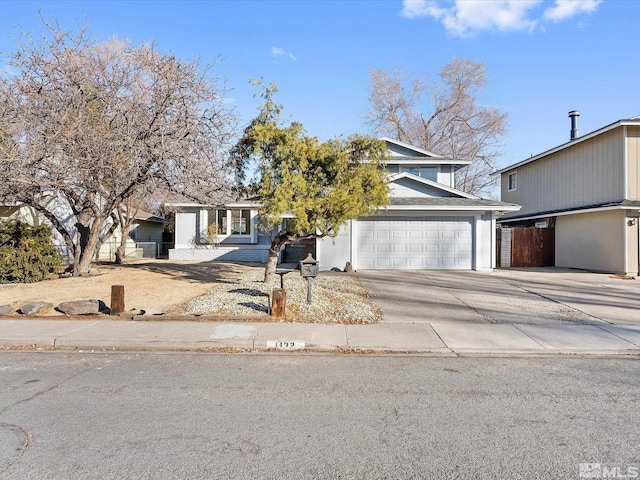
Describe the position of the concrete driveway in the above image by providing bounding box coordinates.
[358,268,640,325]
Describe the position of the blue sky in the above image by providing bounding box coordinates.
[1,0,638,173]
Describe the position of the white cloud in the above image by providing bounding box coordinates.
[271,46,297,61]
[544,0,602,21]
[401,0,602,36]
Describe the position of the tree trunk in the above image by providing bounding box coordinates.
[75,249,94,276]
[264,243,281,283]
[114,224,130,265]
[72,218,102,276]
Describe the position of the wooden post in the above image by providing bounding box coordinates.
[111,285,125,315]
[271,288,286,319]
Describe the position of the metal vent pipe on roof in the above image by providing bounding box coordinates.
[569,110,580,141]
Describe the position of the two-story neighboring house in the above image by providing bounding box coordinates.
[496,113,640,277]
[169,138,520,270]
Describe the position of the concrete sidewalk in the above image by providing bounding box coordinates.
[1,318,640,355]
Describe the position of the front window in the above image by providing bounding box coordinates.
[231,209,251,235]
[402,167,420,176]
[208,209,252,236]
[401,166,438,182]
[508,172,517,191]
[215,209,227,234]
[419,167,438,182]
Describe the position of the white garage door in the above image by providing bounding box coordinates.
[357,216,473,269]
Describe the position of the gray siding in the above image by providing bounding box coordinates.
[132,221,164,243]
[389,177,455,198]
[627,125,640,200]
[502,127,625,218]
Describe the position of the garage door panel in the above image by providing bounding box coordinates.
[408,244,423,253]
[408,257,423,267]
[360,258,375,268]
[357,216,472,270]
[376,244,390,253]
[377,258,390,268]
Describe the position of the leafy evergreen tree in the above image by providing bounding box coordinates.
[0,221,61,283]
[232,81,389,282]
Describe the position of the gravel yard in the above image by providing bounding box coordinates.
[1,260,381,323]
[187,268,382,324]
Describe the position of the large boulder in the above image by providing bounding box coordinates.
[0,305,15,315]
[19,302,54,316]
[57,299,100,316]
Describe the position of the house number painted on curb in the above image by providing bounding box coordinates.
[267,340,305,350]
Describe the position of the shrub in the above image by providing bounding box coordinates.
[0,221,61,283]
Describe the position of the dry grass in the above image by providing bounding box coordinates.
[0,259,381,323]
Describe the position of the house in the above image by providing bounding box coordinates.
[168,199,271,263]
[168,138,520,270]
[496,112,640,277]
[99,210,170,260]
[0,204,168,262]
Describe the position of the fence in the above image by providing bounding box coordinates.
[498,227,555,268]
[97,240,167,261]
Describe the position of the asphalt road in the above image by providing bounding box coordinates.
[1,353,639,479]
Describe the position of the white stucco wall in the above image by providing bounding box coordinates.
[555,210,628,274]
[174,209,199,248]
[475,213,495,271]
[316,221,353,271]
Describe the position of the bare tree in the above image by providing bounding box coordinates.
[0,19,235,275]
[366,59,507,196]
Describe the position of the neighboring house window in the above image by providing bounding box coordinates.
[508,172,517,191]
[231,209,251,235]
[401,166,438,182]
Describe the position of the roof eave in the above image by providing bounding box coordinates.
[498,203,639,223]
[495,119,640,175]
[389,172,480,200]
[380,137,443,158]
[382,204,521,212]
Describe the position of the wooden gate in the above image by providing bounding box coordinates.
[510,227,555,267]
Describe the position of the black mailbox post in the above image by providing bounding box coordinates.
[299,254,319,304]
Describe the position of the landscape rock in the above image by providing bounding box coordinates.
[19,302,55,316]
[0,305,15,315]
[57,299,100,316]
